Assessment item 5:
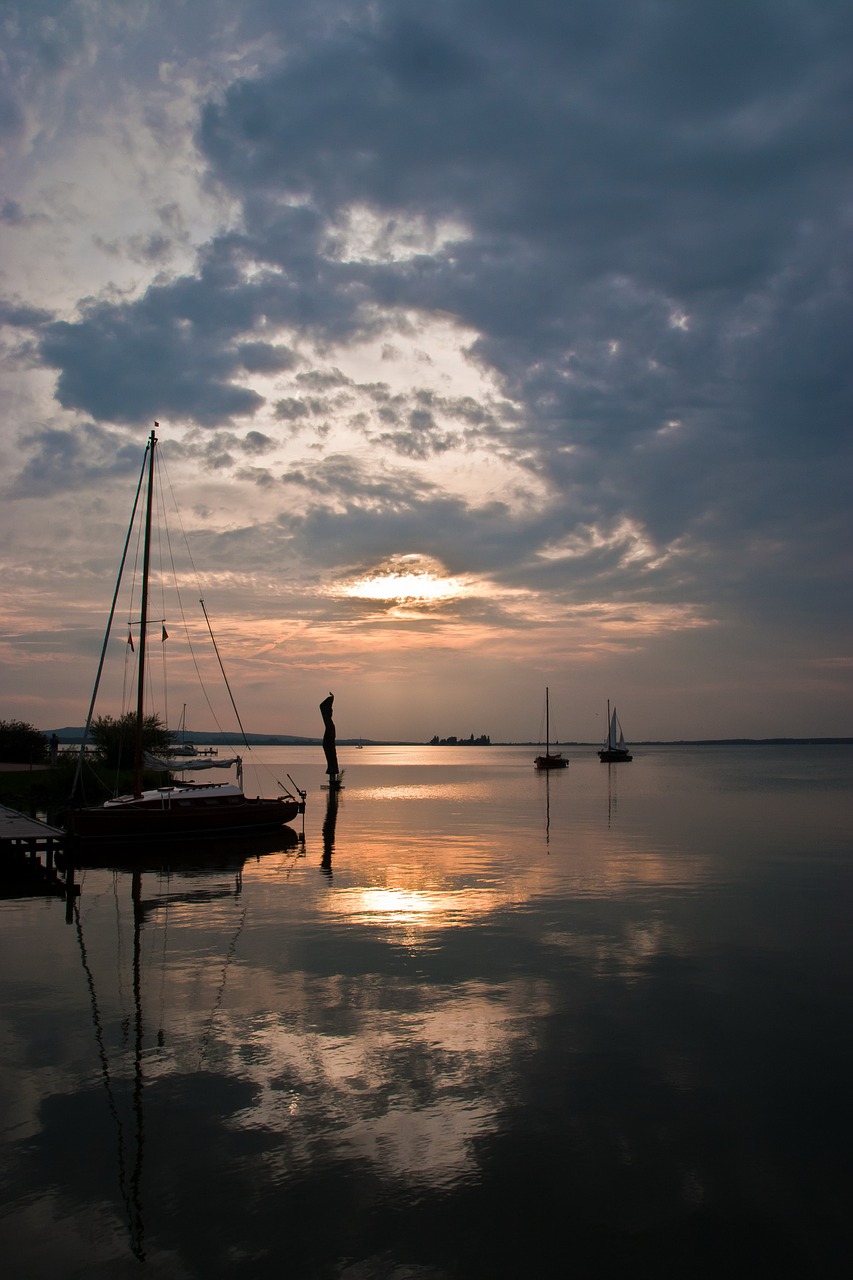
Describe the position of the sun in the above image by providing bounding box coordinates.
[342,554,468,604]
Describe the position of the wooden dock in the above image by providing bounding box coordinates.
[0,803,67,895]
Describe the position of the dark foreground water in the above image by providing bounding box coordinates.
[1,744,851,1278]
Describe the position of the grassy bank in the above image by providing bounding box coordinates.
[0,761,162,816]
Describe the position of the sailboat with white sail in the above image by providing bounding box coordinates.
[598,700,633,763]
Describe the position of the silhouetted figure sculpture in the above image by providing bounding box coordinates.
[320,692,340,785]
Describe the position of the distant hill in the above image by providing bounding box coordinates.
[47,727,322,746]
[45,727,399,747]
[46,729,851,747]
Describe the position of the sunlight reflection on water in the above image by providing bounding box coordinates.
[1,744,851,1277]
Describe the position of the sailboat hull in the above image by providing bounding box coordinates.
[597,748,633,762]
[63,792,303,842]
[534,754,568,770]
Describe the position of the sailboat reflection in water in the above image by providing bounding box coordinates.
[70,839,299,1262]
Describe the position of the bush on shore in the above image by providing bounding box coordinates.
[0,719,48,765]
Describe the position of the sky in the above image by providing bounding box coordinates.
[1,0,851,744]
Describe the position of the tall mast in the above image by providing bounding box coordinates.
[133,427,157,797]
[545,687,550,754]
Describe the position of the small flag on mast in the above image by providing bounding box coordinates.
[127,629,134,651]
[161,625,169,641]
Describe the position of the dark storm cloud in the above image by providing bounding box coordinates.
[18,0,853,632]
[34,210,377,425]
[0,298,52,327]
[7,423,149,499]
[237,341,298,374]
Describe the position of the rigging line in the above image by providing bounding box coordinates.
[199,597,251,748]
[71,441,150,800]
[161,516,229,738]
[158,446,203,585]
[158,448,233,740]
[73,898,141,1259]
[158,446,277,762]
[129,871,146,1257]
[152,448,171,733]
[197,903,248,1070]
[113,870,129,1031]
[157,869,171,1046]
[121,480,146,721]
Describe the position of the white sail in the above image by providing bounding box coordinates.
[599,699,633,762]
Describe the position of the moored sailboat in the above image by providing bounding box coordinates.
[534,687,568,770]
[598,700,633,763]
[170,704,218,757]
[61,427,305,843]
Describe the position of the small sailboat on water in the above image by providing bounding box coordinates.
[534,687,568,770]
[598,700,633,763]
[171,704,218,757]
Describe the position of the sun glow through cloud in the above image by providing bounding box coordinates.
[342,555,469,605]
[345,572,467,603]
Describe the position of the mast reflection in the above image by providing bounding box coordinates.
[67,831,298,1261]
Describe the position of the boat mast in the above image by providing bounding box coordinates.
[133,427,157,797]
[545,687,550,755]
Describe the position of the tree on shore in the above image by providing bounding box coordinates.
[0,719,48,764]
[89,713,174,771]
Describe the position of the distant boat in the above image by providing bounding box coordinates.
[61,427,305,843]
[534,687,568,770]
[598,700,633,763]
[171,705,218,757]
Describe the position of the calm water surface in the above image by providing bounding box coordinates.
[1,744,851,1277]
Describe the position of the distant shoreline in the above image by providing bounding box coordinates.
[42,730,852,748]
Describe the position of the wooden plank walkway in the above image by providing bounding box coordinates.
[0,804,68,899]
[1,800,64,862]
[0,803,65,845]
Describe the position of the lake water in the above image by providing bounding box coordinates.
[1,743,851,1278]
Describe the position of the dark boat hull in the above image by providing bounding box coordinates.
[58,824,301,870]
[62,795,303,842]
[534,754,568,770]
[598,749,633,762]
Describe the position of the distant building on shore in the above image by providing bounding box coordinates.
[428,734,491,745]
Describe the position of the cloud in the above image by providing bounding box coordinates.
[0,0,851,736]
[6,422,150,500]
